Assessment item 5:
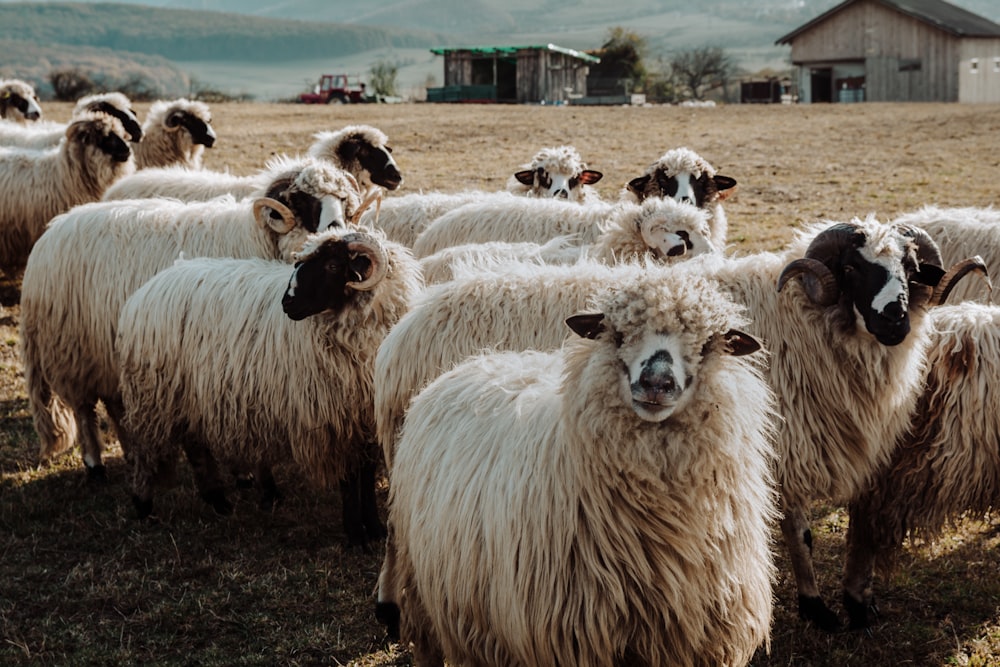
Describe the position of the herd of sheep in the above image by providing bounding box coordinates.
[2,75,999,665]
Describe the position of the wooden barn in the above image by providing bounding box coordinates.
[426,44,599,104]
[776,0,1000,103]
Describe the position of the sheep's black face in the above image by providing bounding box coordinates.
[265,179,348,233]
[93,101,143,142]
[839,244,915,346]
[2,91,42,121]
[169,111,216,147]
[347,140,402,190]
[94,128,132,163]
[282,240,366,321]
[629,170,736,206]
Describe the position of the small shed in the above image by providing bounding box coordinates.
[427,44,599,104]
[775,0,1000,103]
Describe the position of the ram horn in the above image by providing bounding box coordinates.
[351,188,383,225]
[343,233,388,291]
[252,197,296,234]
[777,257,840,306]
[930,256,991,306]
[896,223,944,268]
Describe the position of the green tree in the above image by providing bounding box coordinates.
[587,26,648,95]
[369,58,399,99]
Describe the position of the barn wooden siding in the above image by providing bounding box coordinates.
[779,0,1000,103]
[433,45,596,104]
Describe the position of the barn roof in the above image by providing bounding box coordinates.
[430,43,600,64]
[775,0,1000,44]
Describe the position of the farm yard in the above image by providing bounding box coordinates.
[2,99,1000,666]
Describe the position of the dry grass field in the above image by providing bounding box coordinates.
[2,100,1000,666]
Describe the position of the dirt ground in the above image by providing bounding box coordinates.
[3,100,999,667]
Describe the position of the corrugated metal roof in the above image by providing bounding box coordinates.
[775,0,1000,44]
[430,43,600,63]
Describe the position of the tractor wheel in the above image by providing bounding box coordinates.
[327,94,349,104]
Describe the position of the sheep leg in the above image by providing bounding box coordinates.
[255,463,282,512]
[359,456,387,540]
[779,505,842,631]
[339,465,371,546]
[180,438,233,516]
[73,403,107,482]
[375,525,401,640]
[842,501,879,630]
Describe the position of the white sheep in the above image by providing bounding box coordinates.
[0,78,43,122]
[841,301,1000,629]
[410,193,620,258]
[20,158,363,480]
[893,204,999,303]
[102,124,399,203]
[0,91,142,149]
[417,196,717,284]
[362,145,602,247]
[120,227,421,545]
[385,267,778,665]
[685,217,986,630]
[504,144,603,201]
[622,146,737,249]
[0,111,134,276]
[132,98,216,169]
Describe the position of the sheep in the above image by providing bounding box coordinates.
[132,98,216,169]
[102,124,400,204]
[120,227,421,545]
[417,196,718,284]
[307,124,402,198]
[0,111,134,276]
[361,145,602,247]
[841,301,1000,629]
[892,204,1000,303]
[0,91,142,149]
[0,78,42,122]
[622,146,737,249]
[20,157,363,480]
[681,217,986,631]
[384,266,779,666]
[504,144,603,201]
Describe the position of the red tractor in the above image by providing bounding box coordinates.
[299,74,369,104]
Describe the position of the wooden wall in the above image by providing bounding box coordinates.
[440,49,591,103]
[959,39,1000,102]
[788,0,970,102]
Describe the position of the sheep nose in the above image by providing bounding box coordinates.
[554,189,569,199]
[882,300,905,322]
[679,195,694,205]
[631,351,678,402]
[666,242,687,257]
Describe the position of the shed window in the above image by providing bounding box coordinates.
[898,59,921,72]
[994,57,1000,73]
[970,58,979,73]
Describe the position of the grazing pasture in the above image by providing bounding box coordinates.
[1,100,999,666]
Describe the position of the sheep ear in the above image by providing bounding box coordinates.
[626,175,650,200]
[252,197,296,234]
[714,175,738,200]
[513,169,535,186]
[566,312,605,340]
[721,329,761,356]
[579,170,603,185]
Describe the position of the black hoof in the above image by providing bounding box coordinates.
[375,602,401,642]
[201,489,233,516]
[132,494,154,520]
[799,594,842,632]
[843,591,878,631]
[86,463,108,484]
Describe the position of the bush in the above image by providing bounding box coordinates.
[49,68,95,101]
